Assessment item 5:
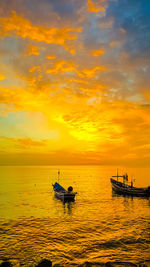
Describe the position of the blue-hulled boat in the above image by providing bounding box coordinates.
[53,182,77,201]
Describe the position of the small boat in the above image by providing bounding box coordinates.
[53,182,77,201]
[110,172,150,197]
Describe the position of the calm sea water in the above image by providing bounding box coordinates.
[0,165,149,266]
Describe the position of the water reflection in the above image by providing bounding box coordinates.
[53,194,75,215]
[63,200,75,214]
[112,190,133,200]
[112,190,150,200]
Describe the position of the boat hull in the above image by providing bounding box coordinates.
[110,178,150,197]
[54,191,76,201]
[53,182,76,201]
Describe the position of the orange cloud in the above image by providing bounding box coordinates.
[46,59,106,78]
[0,87,18,105]
[17,138,46,148]
[0,86,46,113]
[79,65,107,78]
[88,0,105,12]
[91,49,105,57]
[57,101,150,159]
[0,11,82,53]
[26,44,40,56]
[46,60,77,75]
[144,91,150,102]
[46,55,56,60]
[0,73,6,81]
[29,66,41,73]
[0,136,46,153]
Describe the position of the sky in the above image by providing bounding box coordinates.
[0,0,150,166]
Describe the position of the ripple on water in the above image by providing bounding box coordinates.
[0,166,150,266]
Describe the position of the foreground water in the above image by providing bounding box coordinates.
[0,165,149,266]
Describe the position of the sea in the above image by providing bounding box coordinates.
[0,165,149,266]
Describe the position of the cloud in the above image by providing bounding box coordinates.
[91,49,105,56]
[0,11,82,54]
[0,86,49,114]
[46,59,107,78]
[0,136,46,153]
[17,138,46,148]
[0,150,106,166]
[26,44,40,56]
[0,0,150,166]
[58,101,150,161]
[0,73,6,81]
[29,66,41,73]
[46,55,56,60]
[79,65,107,78]
[88,0,105,12]
[46,60,77,75]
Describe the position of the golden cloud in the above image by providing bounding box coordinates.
[29,66,41,73]
[46,60,77,75]
[0,86,47,113]
[0,11,82,53]
[0,87,19,105]
[1,91,150,165]
[91,49,105,57]
[88,0,105,12]
[17,138,46,148]
[57,104,124,151]
[46,55,56,60]
[0,136,46,153]
[79,65,107,78]
[144,91,150,102]
[0,73,6,81]
[26,44,40,56]
[45,59,107,78]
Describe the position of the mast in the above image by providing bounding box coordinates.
[58,169,60,183]
[112,169,129,184]
[112,169,122,180]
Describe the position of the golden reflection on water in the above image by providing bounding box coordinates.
[0,165,149,266]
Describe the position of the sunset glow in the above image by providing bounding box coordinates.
[0,0,150,165]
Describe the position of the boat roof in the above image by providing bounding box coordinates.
[53,182,66,192]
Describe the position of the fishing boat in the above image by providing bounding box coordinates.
[110,172,150,197]
[53,182,77,201]
[52,171,77,201]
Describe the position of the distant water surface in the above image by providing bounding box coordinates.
[0,165,149,266]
